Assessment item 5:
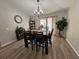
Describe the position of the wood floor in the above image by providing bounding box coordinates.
[0,36,79,59]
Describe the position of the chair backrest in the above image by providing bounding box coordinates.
[48,28,53,39]
[36,32,43,38]
[24,31,31,40]
[36,32,43,42]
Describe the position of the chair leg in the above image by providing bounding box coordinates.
[36,42,38,52]
[24,39,28,48]
[31,40,33,50]
[45,40,48,54]
[49,38,52,46]
[42,43,44,54]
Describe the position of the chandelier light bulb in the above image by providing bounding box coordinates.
[34,0,43,16]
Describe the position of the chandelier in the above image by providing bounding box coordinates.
[34,0,43,16]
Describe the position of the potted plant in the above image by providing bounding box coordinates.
[56,17,68,37]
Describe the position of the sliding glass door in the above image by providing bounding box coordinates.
[40,18,46,34]
[40,17,53,34]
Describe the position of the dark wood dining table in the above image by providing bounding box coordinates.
[24,30,48,54]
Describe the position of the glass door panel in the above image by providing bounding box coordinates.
[47,17,53,32]
[40,18,46,34]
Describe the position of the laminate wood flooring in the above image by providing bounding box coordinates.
[0,36,79,59]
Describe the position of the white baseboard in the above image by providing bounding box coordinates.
[66,39,79,57]
[1,40,16,47]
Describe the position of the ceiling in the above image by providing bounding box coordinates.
[6,0,74,16]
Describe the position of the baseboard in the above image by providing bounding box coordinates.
[1,40,16,47]
[66,39,79,57]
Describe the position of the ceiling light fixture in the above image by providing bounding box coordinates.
[34,0,43,17]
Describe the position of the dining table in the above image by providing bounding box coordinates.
[24,30,48,54]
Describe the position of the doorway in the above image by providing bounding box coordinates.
[40,16,57,35]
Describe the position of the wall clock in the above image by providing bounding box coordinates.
[14,15,22,24]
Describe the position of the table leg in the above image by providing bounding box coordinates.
[24,39,28,48]
[45,39,48,54]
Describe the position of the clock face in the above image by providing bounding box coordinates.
[14,15,22,24]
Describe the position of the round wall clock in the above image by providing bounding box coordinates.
[14,15,22,24]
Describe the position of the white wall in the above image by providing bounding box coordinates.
[67,0,79,56]
[0,0,29,46]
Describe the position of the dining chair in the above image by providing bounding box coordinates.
[24,31,31,48]
[48,28,53,46]
[35,32,46,52]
